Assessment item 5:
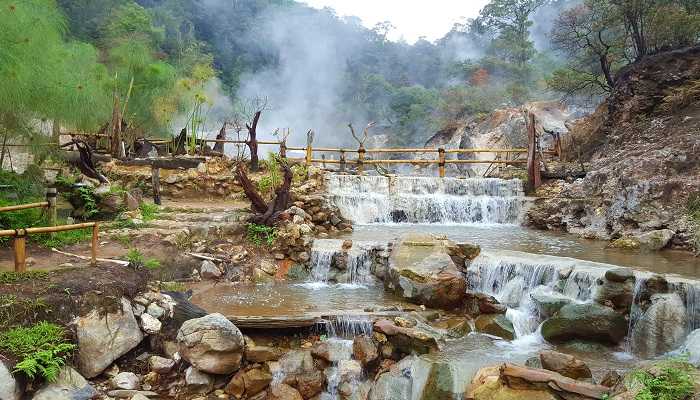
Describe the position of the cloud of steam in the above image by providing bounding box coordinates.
[237,6,368,147]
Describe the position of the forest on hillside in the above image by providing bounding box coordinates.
[1,0,699,149]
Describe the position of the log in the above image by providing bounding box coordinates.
[252,163,292,226]
[227,315,322,329]
[165,291,208,328]
[51,248,129,266]
[500,363,609,399]
[117,157,204,170]
[186,253,226,263]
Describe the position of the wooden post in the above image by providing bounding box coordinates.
[151,166,161,205]
[526,112,541,192]
[357,146,366,175]
[14,231,26,273]
[321,154,327,169]
[91,224,98,266]
[305,131,314,167]
[438,147,446,178]
[46,187,57,227]
[279,139,287,159]
[339,150,346,172]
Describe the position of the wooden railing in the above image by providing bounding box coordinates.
[0,190,99,271]
[0,222,99,272]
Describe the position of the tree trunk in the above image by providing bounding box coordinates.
[213,123,227,154]
[235,162,268,214]
[236,161,293,226]
[247,111,261,171]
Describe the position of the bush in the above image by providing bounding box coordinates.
[247,223,277,246]
[0,322,76,382]
[628,359,694,400]
[139,202,159,222]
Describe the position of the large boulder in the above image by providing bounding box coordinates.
[368,356,431,400]
[385,234,468,309]
[32,366,97,400]
[630,293,687,358]
[635,229,675,250]
[474,314,515,340]
[541,303,627,344]
[374,319,440,355]
[539,351,592,381]
[594,268,635,312]
[75,298,144,378]
[176,313,245,375]
[353,336,379,366]
[0,360,21,400]
[529,287,573,318]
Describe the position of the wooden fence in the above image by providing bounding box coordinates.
[0,190,99,272]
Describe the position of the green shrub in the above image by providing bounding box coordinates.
[628,359,694,400]
[76,186,99,218]
[0,271,48,284]
[247,223,277,246]
[144,258,161,270]
[160,281,186,292]
[139,202,159,222]
[126,248,145,265]
[34,225,91,248]
[0,322,76,382]
[258,153,282,195]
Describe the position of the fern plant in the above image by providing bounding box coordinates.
[0,322,76,382]
[247,223,277,246]
[628,359,694,400]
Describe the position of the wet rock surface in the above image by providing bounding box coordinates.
[541,303,627,344]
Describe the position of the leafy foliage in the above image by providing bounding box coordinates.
[247,223,277,246]
[139,202,159,222]
[76,186,99,219]
[0,271,48,284]
[0,322,76,382]
[628,359,694,400]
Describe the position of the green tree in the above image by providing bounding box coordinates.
[479,0,546,103]
[0,0,111,146]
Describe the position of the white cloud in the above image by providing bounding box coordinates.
[301,0,489,43]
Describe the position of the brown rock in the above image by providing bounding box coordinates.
[539,350,592,381]
[245,346,285,363]
[242,369,272,396]
[373,319,439,354]
[353,336,378,366]
[310,342,331,362]
[224,371,245,398]
[295,370,324,399]
[268,383,303,400]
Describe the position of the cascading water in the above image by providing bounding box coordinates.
[307,239,387,286]
[326,174,524,224]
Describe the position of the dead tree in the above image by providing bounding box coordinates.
[246,111,261,171]
[213,122,228,154]
[62,138,109,184]
[234,160,293,226]
[234,97,270,171]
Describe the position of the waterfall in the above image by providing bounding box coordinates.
[308,239,386,285]
[468,250,606,340]
[326,174,524,224]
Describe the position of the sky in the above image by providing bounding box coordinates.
[301,0,490,43]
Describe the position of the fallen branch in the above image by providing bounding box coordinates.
[51,248,129,266]
[500,363,609,399]
[186,252,226,263]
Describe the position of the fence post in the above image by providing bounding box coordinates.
[46,187,57,227]
[279,138,287,159]
[339,150,346,172]
[151,166,162,205]
[438,147,446,178]
[91,224,98,266]
[357,145,365,175]
[14,230,26,273]
[305,131,314,167]
[526,112,541,192]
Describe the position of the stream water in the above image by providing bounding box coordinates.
[190,173,700,397]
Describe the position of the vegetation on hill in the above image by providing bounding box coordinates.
[0,0,697,149]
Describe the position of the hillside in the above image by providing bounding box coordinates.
[527,46,700,251]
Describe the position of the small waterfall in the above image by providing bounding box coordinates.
[319,315,374,338]
[469,251,605,339]
[326,174,524,224]
[309,239,344,282]
[308,239,385,285]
